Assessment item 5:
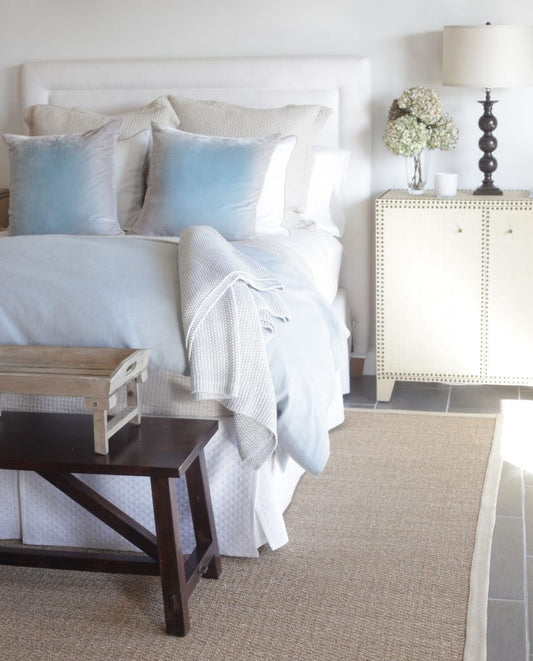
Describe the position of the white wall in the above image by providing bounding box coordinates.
[2,0,533,359]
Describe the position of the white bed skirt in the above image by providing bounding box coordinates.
[15,417,305,558]
[0,367,344,557]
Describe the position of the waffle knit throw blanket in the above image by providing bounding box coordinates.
[178,225,289,469]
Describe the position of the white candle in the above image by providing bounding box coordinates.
[434,172,458,198]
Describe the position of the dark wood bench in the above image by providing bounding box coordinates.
[0,411,222,636]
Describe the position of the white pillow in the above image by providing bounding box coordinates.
[168,96,331,214]
[255,135,296,234]
[299,147,350,236]
[24,96,180,140]
[115,130,151,230]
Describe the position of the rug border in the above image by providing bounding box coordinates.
[344,407,497,419]
[463,413,502,661]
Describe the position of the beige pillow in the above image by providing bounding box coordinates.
[168,96,331,213]
[25,96,180,140]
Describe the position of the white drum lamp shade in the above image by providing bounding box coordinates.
[442,24,533,195]
[443,25,533,89]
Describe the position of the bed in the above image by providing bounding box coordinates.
[0,56,371,558]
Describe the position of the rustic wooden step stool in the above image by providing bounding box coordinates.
[0,345,150,454]
[0,411,222,636]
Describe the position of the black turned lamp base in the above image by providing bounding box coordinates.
[473,183,503,195]
[474,89,503,195]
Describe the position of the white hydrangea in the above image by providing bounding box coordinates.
[383,115,429,157]
[383,87,458,156]
[397,87,442,125]
[427,113,460,151]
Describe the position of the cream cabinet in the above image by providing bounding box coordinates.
[375,190,533,401]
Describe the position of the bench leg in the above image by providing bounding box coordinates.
[186,451,222,579]
[150,476,190,636]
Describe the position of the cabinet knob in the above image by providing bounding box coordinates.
[506,229,513,234]
[457,228,463,233]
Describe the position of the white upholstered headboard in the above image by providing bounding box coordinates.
[21,55,372,357]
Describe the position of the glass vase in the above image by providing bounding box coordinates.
[405,149,430,194]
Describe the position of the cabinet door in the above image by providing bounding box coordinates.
[379,207,483,377]
[487,210,533,379]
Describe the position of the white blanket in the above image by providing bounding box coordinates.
[179,226,289,469]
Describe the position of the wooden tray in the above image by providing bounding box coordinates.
[0,346,151,454]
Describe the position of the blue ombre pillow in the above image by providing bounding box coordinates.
[4,120,123,236]
[132,123,279,240]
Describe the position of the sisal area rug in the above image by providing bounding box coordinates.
[0,410,500,661]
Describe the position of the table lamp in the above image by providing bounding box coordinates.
[442,24,533,195]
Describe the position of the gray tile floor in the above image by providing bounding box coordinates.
[344,377,532,661]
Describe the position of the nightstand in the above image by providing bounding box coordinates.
[375,189,533,401]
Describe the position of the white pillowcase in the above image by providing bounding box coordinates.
[168,97,331,214]
[24,96,180,140]
[115,130,151,230]
[299,147,350,236]
[255,135,296,234]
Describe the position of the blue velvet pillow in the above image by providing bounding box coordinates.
[132,123,279,240]
[3,120,123,236]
